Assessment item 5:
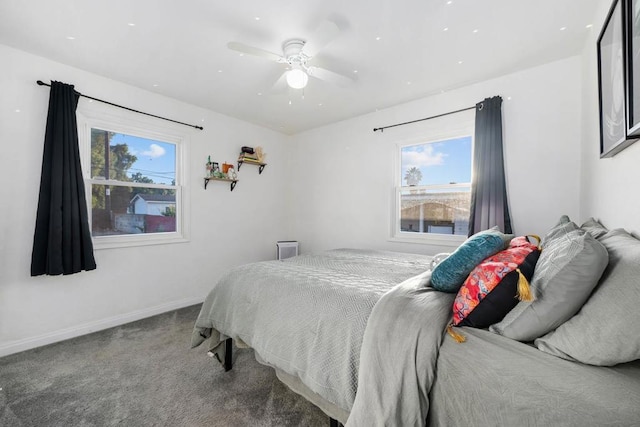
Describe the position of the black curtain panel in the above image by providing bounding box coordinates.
[31,81,96,276]
[468,96,513,236]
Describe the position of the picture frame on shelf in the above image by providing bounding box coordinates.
[212,162,220,173]
[627,0,640,137]
[598,0,629,157]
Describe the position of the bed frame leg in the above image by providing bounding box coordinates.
[329,417,343,427]
[224,338,233,372]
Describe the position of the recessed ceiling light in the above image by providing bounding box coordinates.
[443,27,449,31]
[507,97,512,100]
[407,81,412,85]
[257,92,262,96]
[14,109,20,113]
[152,84,159,87]
[586,24,593,28]
[353,70,358,74]
[447,0,453,4]
[560,26,567,31]
[201,119,205,122]
[472,29,479,33]
[375,36,381,41]
[66,36,75,40]
[218,69,223,73]
[255,16,261,21]
[128,23,135,27]
[458,60,463,64]
[318,103,323,107]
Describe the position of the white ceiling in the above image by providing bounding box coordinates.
[0,0,601,135]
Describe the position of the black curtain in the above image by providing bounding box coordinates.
[31,81,96,276]
[468,96,512,236]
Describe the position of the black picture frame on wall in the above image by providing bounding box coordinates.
[598,0,631,157]
[627,0,640,137]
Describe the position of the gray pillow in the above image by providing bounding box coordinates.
[581,217,609,239]
[490,227,608,342]
[540,216,578,247]
[535,229,640,366]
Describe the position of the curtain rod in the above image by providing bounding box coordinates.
[373,105,476,133]
[36,80,204,130]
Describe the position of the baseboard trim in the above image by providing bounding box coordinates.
[0,296,204,358]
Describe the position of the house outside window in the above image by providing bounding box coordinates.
[78,112,189,249]
[391,115,473,247]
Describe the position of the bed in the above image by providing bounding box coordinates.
[191,219,640,426]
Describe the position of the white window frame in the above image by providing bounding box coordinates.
[77,110,190,250]
[389,115,474,248]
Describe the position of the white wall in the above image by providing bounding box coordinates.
[0,44,290,356]
[579,0,640,234]
[2,32,612,356]
[289,57,584,255]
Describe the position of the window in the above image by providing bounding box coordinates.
[78,113,189,249]
[392,121,473,246]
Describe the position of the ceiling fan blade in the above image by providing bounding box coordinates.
[227,41,285,63]
[307,66,354,87]
[270,71,289,93]
[301,20,340,58]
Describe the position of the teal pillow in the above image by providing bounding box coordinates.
[431,227,514,293]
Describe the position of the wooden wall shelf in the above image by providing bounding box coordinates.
[237,160,266,174]
[204,177,238,191]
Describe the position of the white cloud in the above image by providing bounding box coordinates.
[402,145,446,168]
[140,144,166,158]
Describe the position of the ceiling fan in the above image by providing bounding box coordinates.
[227,20,354,90]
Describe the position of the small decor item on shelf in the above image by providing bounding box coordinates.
[222,162,233,174]
[228,167,237,180]
[255,146,266,162]
[206,156,213,177]
[238,149,261,163]
[241,146,254,154]
[212,162,220,174]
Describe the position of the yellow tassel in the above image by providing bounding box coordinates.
[516,268,535,301]
[447,325,466,343]
[527,234,542,250]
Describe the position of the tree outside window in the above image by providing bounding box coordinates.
[89,128,177,237]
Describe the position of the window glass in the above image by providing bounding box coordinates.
[398,136,472,236]
[90,129,176,183]
[89,128,178,238]
[400,136,471,186]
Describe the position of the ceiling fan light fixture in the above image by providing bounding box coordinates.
[286,68,309,89]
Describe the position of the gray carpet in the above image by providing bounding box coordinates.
[0,305,329,426]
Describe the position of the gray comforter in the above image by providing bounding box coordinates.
[429,327,640,426]
[191,249,442,414]
[191,248,640,426]
[346,272,454,426]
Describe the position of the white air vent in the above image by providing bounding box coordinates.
[277,241,298,260]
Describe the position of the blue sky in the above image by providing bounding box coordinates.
[401,136,471,186]
[110,133,176,185]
